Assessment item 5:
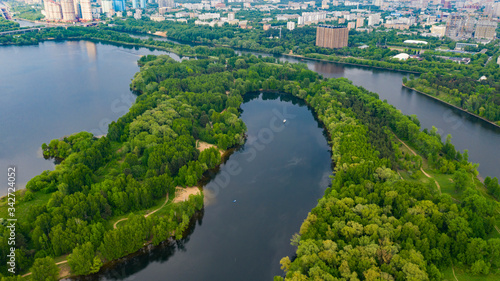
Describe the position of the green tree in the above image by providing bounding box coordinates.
[452,169,469,191]
[68,242,101,275]
[30,257,59,281]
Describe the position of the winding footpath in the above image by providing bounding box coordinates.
[113,193,169,229]
[393,135,500,235]
[21,260,68,278]
[393,134,442,195]
[20,193,171,278]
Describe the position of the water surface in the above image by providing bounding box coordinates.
[78,93,333,281]
[0,40,170,192]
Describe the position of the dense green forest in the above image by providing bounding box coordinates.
[0,18,20,32]
[404,64,500,124]
[0,53,251,279]
[128,53,500,280]
[270,73,500,280]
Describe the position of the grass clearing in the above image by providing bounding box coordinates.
[442,266,500,281]
[0,191,52,221]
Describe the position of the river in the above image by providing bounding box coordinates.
[1,40,500,280]
[0,41,174,192]
[76,92,333,280]
[252,52,500,180]
[298,58,500,179]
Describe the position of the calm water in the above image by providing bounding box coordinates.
[13,19,43,27]
[263,54,500,179]
[0,41,172,192]
[303,60,500,179]
[79,93,332,280]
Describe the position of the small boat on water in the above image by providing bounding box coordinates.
[283,119,286,123]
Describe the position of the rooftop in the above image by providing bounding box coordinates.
[318,24,347,29]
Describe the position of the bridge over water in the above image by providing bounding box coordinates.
[0,22,98,36]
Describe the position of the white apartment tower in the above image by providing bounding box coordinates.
[80,0,93,21]
[61,0,76,21]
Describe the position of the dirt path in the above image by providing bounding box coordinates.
[113,217,129,229]
[21,260,68,277]
[113,193,169,229]
[393,134,442,195]
[452,265,459,281]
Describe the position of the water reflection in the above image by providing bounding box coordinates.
[76,93,332,281]
[312,61,345,75]
[70,211,204,281]
[0,41,169,192]
[84,41,97,61]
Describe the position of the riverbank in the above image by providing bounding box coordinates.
[283,53,422,75]
[403,84,500,129]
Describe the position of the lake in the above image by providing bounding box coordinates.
[76,92,333,280]
[0,40,173,192]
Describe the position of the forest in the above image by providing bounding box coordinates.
[0,54,249,280]
[0,18,20,32]
[404,62,500,124]
[125,53,500,281]
[0,38,499,280]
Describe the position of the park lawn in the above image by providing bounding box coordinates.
[106,194,169,229]
[0,191,52,222]
[145,198,175,218]
[429,172,458,196]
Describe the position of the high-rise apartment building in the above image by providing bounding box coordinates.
[356,17,364,28]
[61,0,76,21]
[102,0,113,13]
[73,0,81,18]
[158,0,174,8]
[368,14,380,26]
[140,0,146,8]
[43,0,93,21]
[80,0,93,20]
[301,11,327,25]
[316,25,349,49]
[44,0,63,21]
[430,25,446,37]
[475,21,496,40]
[112,0,125,11]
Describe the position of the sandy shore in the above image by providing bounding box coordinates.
[173,186,201,203]
[197,140,224,155]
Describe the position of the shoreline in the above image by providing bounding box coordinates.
[402,84,500,129]
[282,53,422,74]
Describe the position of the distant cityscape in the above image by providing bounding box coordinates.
[4,0,497,45]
